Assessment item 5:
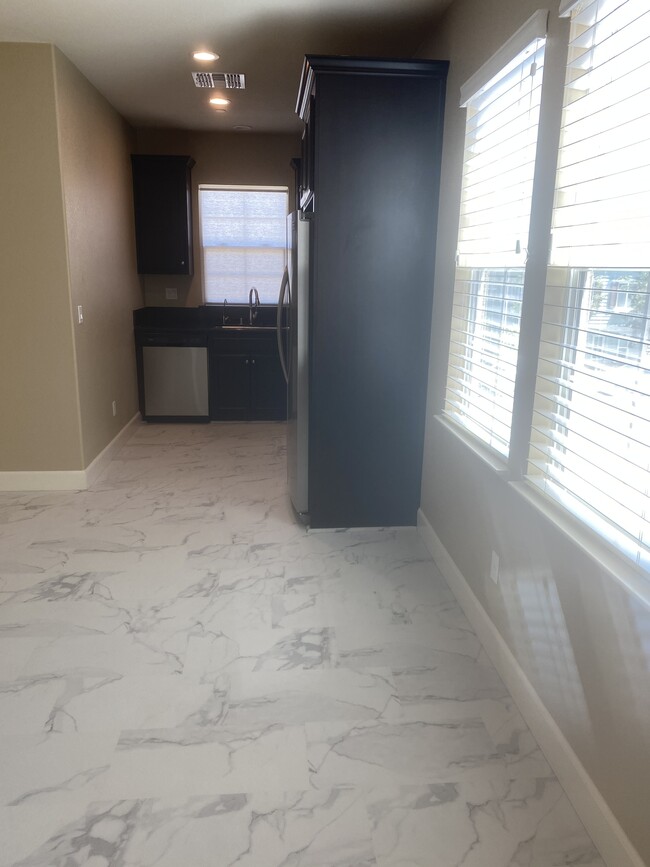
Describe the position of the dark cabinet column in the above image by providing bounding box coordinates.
[295,56,449,529]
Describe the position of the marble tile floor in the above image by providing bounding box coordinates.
[0,422,605,866]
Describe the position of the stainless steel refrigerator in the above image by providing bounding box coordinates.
[277,211,310,520]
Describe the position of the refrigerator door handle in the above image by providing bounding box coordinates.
[276,267,290,384]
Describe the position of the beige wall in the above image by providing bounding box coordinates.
[134,128,300,307]
[0,42,142,473]
[53,48,142,466]
[419,2,650,862]
[0,44,83,471]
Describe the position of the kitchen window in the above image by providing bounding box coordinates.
[199,185,288,305]
[444,13,547,457]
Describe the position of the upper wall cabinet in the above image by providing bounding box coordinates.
[131,155,195,275]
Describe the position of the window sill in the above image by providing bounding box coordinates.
[434,414,510,478]
[510,480,650,609]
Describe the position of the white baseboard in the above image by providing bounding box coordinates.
[0,414,140,493]
[417,508,645,867]
[84,413,140,488]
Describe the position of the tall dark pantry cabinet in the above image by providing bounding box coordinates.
[296,56,448,529]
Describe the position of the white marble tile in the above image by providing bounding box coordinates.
[0,599,130,636]
[101,725,309,799]
[0,676,66,734]
[112,590,273,636]
[270,593,327,629]
[391,689,552,784]
[0,637,46,681]
[184,626,336,679]
[479,698,553,780]
[20,630,188,679]
[306,717,506,788]
[42,673,229,734]
[225,668,399,727]
[367,777,605,867]
[180,562,289,598]
[7,787,376,867]
[394,652,510,711]
[268,588,451,631]
[0,570,125,599]
[0,797,100,867]
[335,621,481,670]
[0,731,117,808]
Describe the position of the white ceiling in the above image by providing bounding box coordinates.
[0,0,452,134]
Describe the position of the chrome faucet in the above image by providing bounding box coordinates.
[248,286,260,325]
[222,298,229,325]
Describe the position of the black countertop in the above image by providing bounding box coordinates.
[133,305,281,331]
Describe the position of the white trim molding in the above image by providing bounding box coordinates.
[0,414,140,492]
[84,413,140,488]
[559,0,582,17]
[417,507,646,867]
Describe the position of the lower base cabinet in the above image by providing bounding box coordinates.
[209,334,287,421]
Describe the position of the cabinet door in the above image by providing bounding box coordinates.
[299,97,316,212]
[250,353,287,421]
[210,354,251,420]
[131,155,194,275]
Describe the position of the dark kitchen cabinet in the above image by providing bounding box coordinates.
[209,333,287,421]
[131,155,195,275]
[295,55,449,529]
[298,96,316,212]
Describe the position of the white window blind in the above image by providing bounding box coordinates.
[444,31,546,457]
[527,0,650,569]
[199,187,288,304]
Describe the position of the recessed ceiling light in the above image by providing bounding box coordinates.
[193,51,219,62]
[209,97,231,106]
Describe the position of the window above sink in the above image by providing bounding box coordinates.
[199,185,289,305]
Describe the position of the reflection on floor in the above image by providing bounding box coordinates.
[0,423,605,866]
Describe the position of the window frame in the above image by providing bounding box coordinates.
[443,10,550,462]
[198,184,289,306]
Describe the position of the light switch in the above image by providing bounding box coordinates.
[77,305,84,324]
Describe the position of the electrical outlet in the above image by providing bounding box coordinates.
[165,287,178,300]
[77,305,84,324]
[112,400,117,417]
[490,550,500,584]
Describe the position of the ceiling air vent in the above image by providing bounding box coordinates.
[191,72,246,89]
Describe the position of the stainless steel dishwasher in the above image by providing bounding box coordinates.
[137,329,209,421]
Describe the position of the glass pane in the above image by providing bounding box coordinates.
[199,188,288,304]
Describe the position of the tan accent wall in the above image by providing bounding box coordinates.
[134,128,300,307]
[0,42,141,473]
[53,48,142,466]
[419,1,650,861]
[0,43,83,471]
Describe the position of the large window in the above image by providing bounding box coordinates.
[444,15,546,457]
[443,0,650,574]
[527,0,650,569]
[199,186,288,304]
